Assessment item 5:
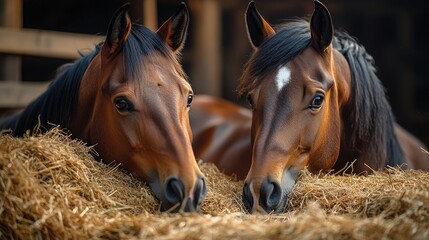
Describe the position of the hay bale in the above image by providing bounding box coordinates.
[1,128,428,239]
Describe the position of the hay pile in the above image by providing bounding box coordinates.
[1,128,428,239]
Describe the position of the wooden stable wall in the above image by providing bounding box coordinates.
[0,0,102,108]
[0,0,161,109]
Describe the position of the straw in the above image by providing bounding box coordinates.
[1,128,428,239]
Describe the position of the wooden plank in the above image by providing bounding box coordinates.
[1,0,22,82]
[0,81,50,108]
[0,28,104,59]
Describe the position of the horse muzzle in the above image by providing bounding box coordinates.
[242,177,285,213]
[242,167,299,213]
[151,175,207,212]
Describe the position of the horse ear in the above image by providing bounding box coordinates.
[102,3,132,59]
[156,2,189,52]
[245,1,275,49]
[310,0,334,53]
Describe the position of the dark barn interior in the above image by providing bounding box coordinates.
[1,0,428,147]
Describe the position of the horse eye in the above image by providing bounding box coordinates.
[309,94,325,110]
[187,94,193,107]
[246,94,254,109]
[114,97,133,112]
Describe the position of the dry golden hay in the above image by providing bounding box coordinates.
[1,128,428,239]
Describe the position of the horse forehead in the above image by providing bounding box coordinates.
[287,48,334,86]
[293,47,330,72]
[143,54,187,84]
[269,48,329,92]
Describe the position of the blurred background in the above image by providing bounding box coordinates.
[0,0,428,146]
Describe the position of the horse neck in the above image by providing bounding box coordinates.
[68,54,103,141]
[332,47,406,172]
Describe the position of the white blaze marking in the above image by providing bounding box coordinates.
[275,66,291,91]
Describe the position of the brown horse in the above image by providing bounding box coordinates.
[190,0,428,214]
[237,0,429,213]
[190,95,252,179]
[0,4,206,212]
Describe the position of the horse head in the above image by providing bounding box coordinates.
[240,0,350,213]
[71,3,206,212]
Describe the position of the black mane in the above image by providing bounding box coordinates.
[333,31,405,169]
[0,24,181,136]
[238,19,405,169]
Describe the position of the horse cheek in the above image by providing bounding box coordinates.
[309,107,341,172]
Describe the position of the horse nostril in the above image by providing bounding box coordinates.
[259,177,282,213]
[192,177,207,210]
[182,177,207,212]
[242,180,254,213]
[164,177,185,207]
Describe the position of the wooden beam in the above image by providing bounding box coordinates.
[2,0,22,27]
[189,0,222,96]
[143,0,158,31]
[0,81,50,108]
[0,28,104,59]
